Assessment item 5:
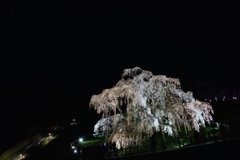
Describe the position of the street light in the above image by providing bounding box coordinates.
[70,137,83,154]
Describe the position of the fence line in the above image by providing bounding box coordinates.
[115,127,237,157]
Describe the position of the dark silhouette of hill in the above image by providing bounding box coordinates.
[0,71,95,154]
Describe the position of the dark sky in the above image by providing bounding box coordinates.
[1,2,239,91]
[0,1,239,151]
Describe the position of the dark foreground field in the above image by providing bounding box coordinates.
[23,110,240,160]
[119,139,239,160]
[26,125,239,160]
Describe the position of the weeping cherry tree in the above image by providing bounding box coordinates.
[89,67,214,149]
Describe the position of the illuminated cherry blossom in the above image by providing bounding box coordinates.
[89,67,214,149]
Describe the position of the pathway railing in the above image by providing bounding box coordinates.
[114,127,237,157]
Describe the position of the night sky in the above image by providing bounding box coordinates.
[0,1,239,152]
